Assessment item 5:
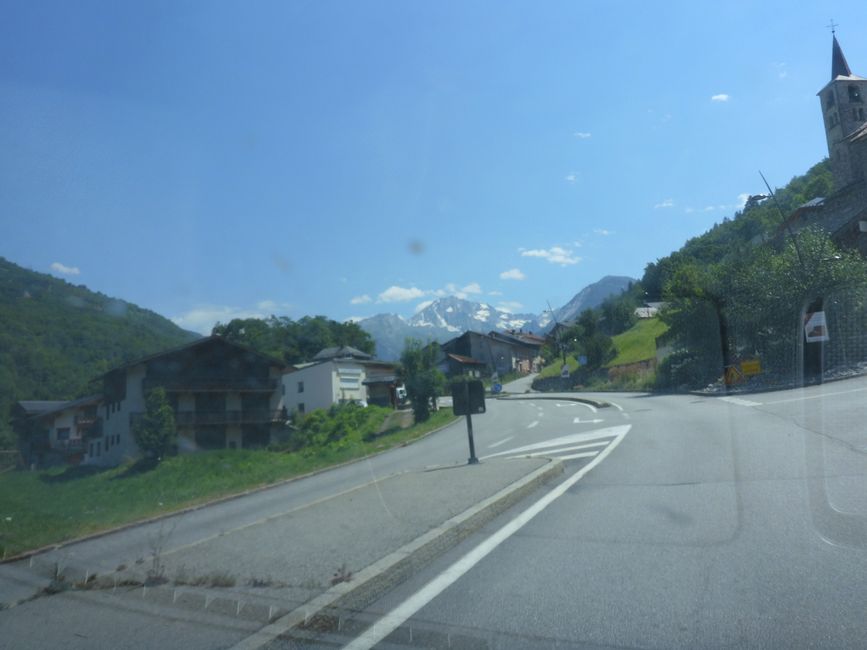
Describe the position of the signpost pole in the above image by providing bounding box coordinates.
[466,413,478,464]
[464,381,479,465]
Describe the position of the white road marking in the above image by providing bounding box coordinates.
[510,441,609,458]
[574,402,598,413]
[761,385,867,405]
[573,417,604,424]
[609,401,624,412]
[555,403,564,407]
[487,436,514,449]
[719,396,762,407]
[558,451,600,461]
[342,425,631,650]
[527,420,539,429]
[482,426,625,460]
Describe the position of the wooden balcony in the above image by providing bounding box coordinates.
[132,409,287,428]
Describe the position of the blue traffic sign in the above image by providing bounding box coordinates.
[492,383,503,394]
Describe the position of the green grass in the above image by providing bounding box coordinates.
[607,318,669,367]
[537,355,580,379]
[0,408,459,558]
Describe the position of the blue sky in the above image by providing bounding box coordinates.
[3,1,866,334]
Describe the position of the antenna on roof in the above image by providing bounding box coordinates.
[759,170,807,275]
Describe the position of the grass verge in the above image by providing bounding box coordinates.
[607,318,668,367]
[0,409,458,558]
[537,355,580,379]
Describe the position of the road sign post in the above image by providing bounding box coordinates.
[451,379,485,465]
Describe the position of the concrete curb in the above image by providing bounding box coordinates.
[230,458,565,650]
[495,394,611,409]
[1,415,463,566]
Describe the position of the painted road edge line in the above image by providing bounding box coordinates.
[230,458,565,650]
[343,424,631,650]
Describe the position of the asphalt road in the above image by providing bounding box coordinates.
[311,376,867,649]
[5,375,867,649]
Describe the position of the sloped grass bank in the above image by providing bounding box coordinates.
[0,408,458,558]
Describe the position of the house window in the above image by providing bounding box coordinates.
[298,403,305,414]
[106,437,111,451]
[298,381,304,393]
[89,443,94,456]
[859,108,865,121]
[96,441,101,456]
[57,427,70,440]
[849,85,862,103]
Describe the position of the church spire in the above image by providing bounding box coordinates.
[832,34,852,78]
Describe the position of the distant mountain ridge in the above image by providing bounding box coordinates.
[360,275,636,361]
[552,275,636,324]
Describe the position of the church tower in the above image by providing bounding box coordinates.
[818,33,867,189]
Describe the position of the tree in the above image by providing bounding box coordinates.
[212,315,375,364]
[399,339,445,423]
[133,388,177,461]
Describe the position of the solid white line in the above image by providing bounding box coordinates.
[574,402,598,413]
[342,426,631,650]
[608,401,624,412]
[515,441,609,457]
[557,451,600,461]
[573,417,604,424]
[487,436,514,449]
[761,385,867,405]
[719,396,762,407]
[527,421,539,429]
[481,426,627,460]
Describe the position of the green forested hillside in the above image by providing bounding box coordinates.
[0,257,198,447]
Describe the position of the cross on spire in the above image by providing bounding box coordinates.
[826,19,839,35]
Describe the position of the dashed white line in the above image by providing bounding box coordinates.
[487,436,514,449]
[343,425,631,650]
[527,421,539,429]
[573,417,604,424]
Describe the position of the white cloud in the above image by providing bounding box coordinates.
[377,285,426,303]
[520,246,581,266]
[172,305,271,335]
[685,207,696,214]
[711,93,730,102]
[499,268,526,281]
[573,131,592,139]
[565,173,578,184]
[497,301,524,313]
[350,294,372,305]
[654,198,674,209]
[414,300,434,314]
[488,290,504,296]
[50,262,80,276]
[593,229,614,236]
[737,193,750,208]
[461,282,482,295]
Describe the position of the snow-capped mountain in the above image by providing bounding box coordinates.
[408,296,540,334]
[359,276,637,360]
[360,297,544,361]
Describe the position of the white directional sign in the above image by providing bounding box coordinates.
[804,310,830,343]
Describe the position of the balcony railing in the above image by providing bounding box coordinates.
[53,438,85,452]
[75,415,99,428]
[142,378,278,393]
[132,409,286,428]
